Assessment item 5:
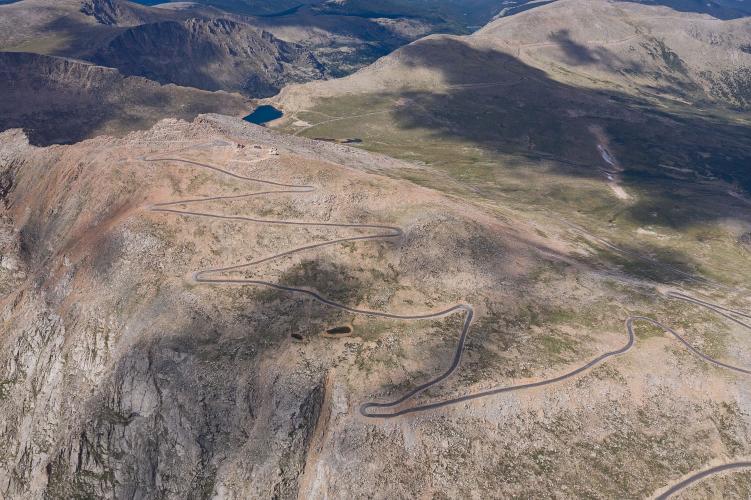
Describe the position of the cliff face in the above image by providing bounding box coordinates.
[0,52,250,145]
[91,18,326,96]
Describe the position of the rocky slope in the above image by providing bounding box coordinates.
[1,0,751,497]
[0,51,250,145]
[90,17,325,95]
[0,114,749,498]
[0,114,534,498]
[0,1,331,96]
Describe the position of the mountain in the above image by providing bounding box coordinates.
[0,1,330,98]
[2,0,751,498]
[0,51,250,145]
[0,0,512,95]
[130,0,510,28]
[277,0,751,108]
[477,0,751,108]
[117,0,517,77]
[0,0,497,88]
[0,113,567,498]
[1,112,749,497]
[0,0,229,59]
[0,0,121,57]
[272,0,751,199]
[90,17,325,95]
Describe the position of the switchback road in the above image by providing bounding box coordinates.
[654,461,751,499]
[143,155,750,417]
[142,153,750,495]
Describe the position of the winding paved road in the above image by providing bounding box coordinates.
[655,461,751,499]
[143,154,475,418]
[143,153,751,495]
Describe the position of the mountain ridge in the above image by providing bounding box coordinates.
[91,17,326,95]
[0,51,251,145]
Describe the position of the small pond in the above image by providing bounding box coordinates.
[243,105,283,125]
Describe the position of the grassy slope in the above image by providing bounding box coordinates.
[271,2,751,289]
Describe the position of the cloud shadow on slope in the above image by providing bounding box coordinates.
[351,37,751,230]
